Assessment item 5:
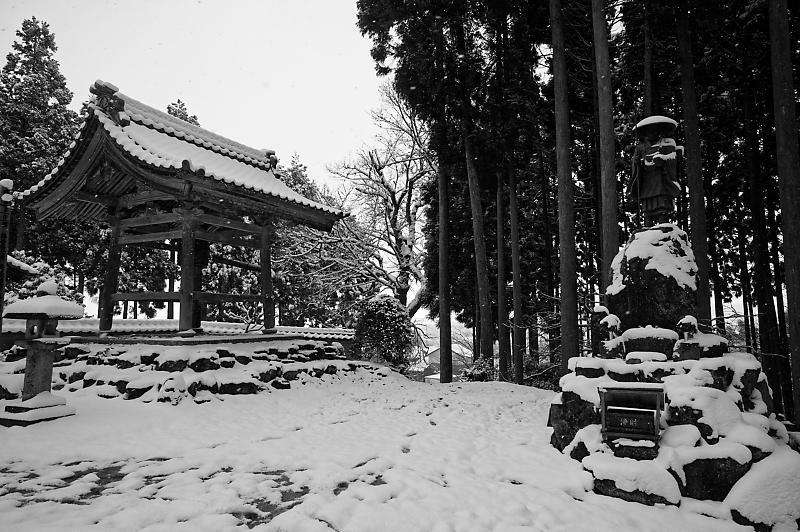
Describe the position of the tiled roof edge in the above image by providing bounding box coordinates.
[119,95,277,172]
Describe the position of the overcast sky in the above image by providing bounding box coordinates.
[0,0,383,188]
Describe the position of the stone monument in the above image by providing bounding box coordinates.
[547,115,800,526]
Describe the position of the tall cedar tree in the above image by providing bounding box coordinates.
[551,0,580,373]
[433,20,453,384]
[0,18,79,249]
[675,0,711,328]
[451,13,494,365]
[0,18,118,305]
[768,0,800,424]
[591,0,619,292]
[494,4,510,380]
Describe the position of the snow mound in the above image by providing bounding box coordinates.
[583,453,681,504]
[622,326,680,341]
[661,424,702,448]
[725,446,800,527]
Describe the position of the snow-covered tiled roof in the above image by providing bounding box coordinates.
[274,325,355,340]
[16,80,345,220]
[0,318,355,340]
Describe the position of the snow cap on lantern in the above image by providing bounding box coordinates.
[4,279,83,339]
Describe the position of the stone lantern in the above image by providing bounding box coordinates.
[0,280,84,426]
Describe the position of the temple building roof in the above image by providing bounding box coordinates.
[17,80,345,231]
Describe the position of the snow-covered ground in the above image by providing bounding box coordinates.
[1,370,751,531]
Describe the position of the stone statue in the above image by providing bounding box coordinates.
[628,116,682,226]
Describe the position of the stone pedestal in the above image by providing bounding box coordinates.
[0,391,75,427]
[0,338,73,427]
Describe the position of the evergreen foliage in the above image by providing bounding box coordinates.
[352,293,414,370]
[166,99,200,126]
[0,17,78,192]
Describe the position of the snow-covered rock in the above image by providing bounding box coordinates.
[606,224,698,331]
[583,453,681,505]
[725,446,800,529]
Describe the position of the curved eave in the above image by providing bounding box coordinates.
[21,113,345,231]
[103,139,344,231]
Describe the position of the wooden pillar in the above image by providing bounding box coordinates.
[179,209,197,333]
[167,248,176,319]
[192,241,210,330]
[99,214,122,332]
[260,224,275,332]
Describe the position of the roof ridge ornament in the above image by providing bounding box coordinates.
[90,80,130,126]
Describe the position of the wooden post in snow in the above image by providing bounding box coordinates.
[260,222,276,332]
[178,206,197,333]
[99,212,122,332]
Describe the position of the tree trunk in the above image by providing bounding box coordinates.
[538,142,558,364]
[769,0,800,424]
[493,10,510,382]
[550,0,579,374]
[528,325,538,367]
[463,133,494,366]
[737,227,753,353]
[712,272,726,334]
[677,1,711,329]
[510,169,524,384]
[642,0,654,116]
[705,147,727,335]
[452,14,494,367]
[592,0,619,293]
[768,206,788,350]
[497,175,510,381]
[747,297,758,353]
[396,286,408,306]
[439,158,453,383]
